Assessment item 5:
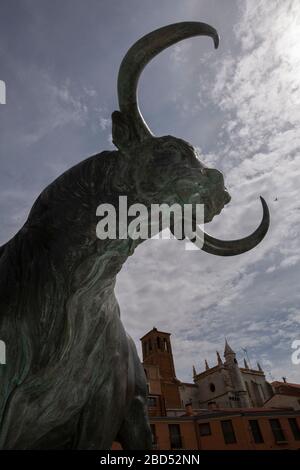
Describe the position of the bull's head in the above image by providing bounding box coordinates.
[111,22,269,256]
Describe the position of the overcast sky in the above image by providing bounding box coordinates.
[0,0,299,384]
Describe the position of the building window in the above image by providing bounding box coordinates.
[252,381,264,406]
[209,383,216,392]
[245,381,254,406]
[259,384,266,400]
[164,338,168,351]
[199,422,211,436]
[149,339,152,351]
[221,420,237,444]
[147,396,157,407]
[229,395,239,401]
[249,420,264,444]
[269,419,286,442]
[150,424,157,447]
[157,337,161,349]
[288,418,300,440]
[169,424,182,449]
[207,401,217,409]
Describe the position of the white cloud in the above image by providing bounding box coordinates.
[18,72,93,146]
[99,116,110,130]
[117,0,300,384]
[1,0,299,387]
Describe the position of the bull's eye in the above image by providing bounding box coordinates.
[175,181,195,201]
[177,188,191,200]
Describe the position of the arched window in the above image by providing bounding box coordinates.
[157,337,161,349]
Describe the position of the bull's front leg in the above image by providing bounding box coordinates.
[117,394,152,450]
[116,336,152,450]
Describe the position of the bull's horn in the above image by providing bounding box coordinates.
[190,197,270,256]
[117,22,219,141]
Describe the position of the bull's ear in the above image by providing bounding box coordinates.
[112,111,135,153]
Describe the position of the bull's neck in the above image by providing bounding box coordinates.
[66,237,142,299]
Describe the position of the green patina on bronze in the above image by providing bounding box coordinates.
[0,22,269,450]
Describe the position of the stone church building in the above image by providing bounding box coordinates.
[141,327,274,415]
[112,327,300,449]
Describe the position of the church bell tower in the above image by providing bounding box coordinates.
[141,327,181,408]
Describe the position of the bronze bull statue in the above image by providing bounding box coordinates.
[0,22,269,449]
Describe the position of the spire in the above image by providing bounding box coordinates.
[192,365,197,377]
[244,358,249,369]
[205,359,209,370]
[257,362,263,372]
[216,351,223,366]
[224,338,235,357]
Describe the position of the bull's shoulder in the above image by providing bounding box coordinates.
[26,150,119,221]
[54,150,118,186]
[36,149,117,196]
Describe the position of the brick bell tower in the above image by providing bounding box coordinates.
[141,327,181,409]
